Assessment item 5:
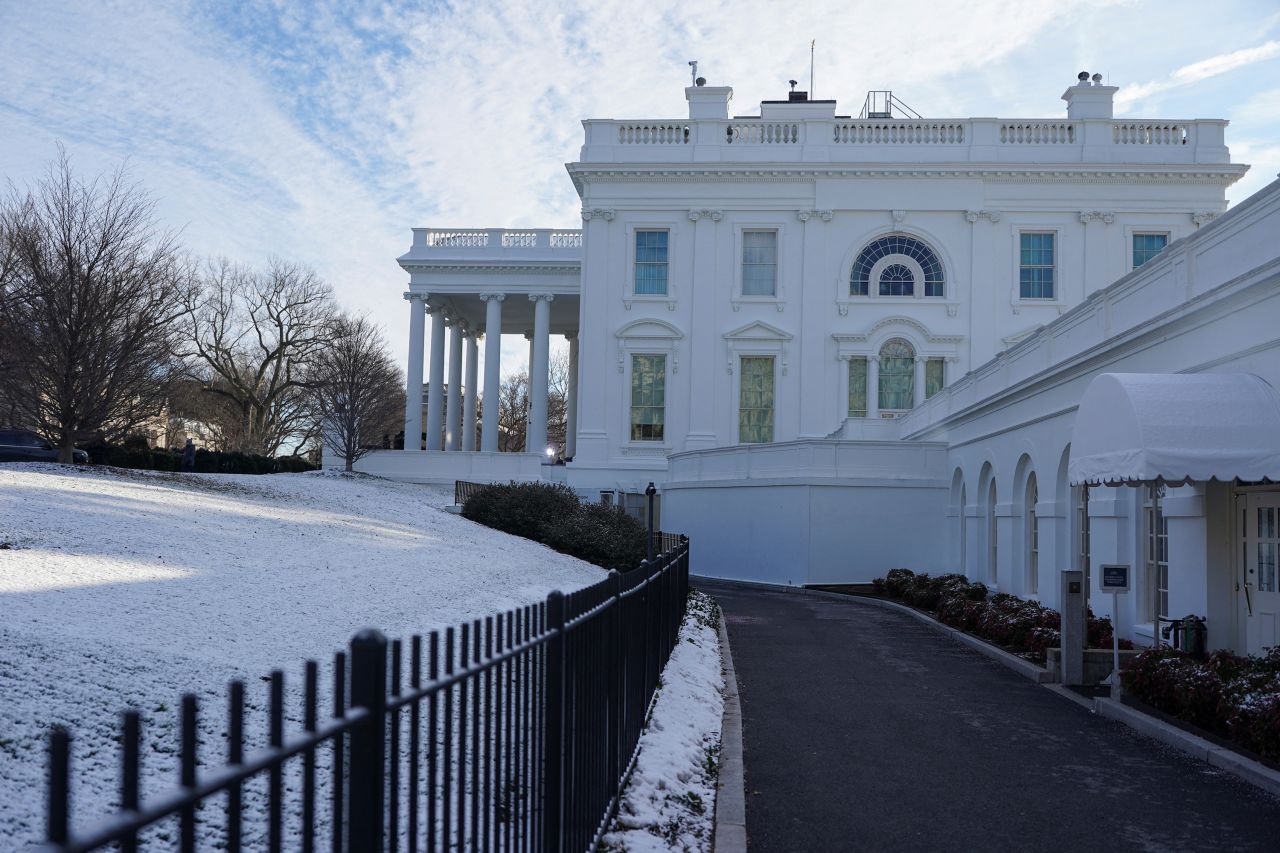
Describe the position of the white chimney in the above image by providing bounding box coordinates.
[686,85,733,120]
[1061,73,1118,119]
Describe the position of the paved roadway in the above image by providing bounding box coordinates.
[700,580,1280,853]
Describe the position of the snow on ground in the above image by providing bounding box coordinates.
[603,590,724,853]
[0,463,603,849]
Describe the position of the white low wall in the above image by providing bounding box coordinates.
[343,449,548,485]
[664,440,950,585]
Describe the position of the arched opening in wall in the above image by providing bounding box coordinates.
[987,479,998,587]
[950,467,967,577]
[878,338,916,412]
[1025,472,1039,596]
[978,462,997,587]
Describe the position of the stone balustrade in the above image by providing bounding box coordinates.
[581,117,1230,164]
[410,228,582,254]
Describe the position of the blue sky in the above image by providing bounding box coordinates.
[2,0,1278,373]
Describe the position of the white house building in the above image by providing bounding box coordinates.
[345,73,1280,656]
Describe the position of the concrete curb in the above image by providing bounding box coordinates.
[713,609,748,853]
[1094,698,1280,799]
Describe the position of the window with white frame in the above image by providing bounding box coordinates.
[629,354,666,441]
[878,339,915,411]
[924,357,945,399]
[1019,232,1056,299]
[738,356,775,443]
[848,357,868,418]
[634,230,669,295]
[1145,483,1169,621]
[741,230,777,296]
[1132,232,1169,269]
[849,235,945,297]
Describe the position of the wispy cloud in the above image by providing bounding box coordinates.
[1,0,1277,371]
[1116,40,1280,110]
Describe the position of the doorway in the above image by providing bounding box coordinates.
[1241,490,1280,655]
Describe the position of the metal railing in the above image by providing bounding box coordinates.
[42,539,692,853]
[454,479,490,506]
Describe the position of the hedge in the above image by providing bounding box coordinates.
[85,442,316,475]
[1122,646,1280,764]
[872,568,1130,663]
[461,482,649,572]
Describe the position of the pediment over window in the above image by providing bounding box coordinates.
[722,320,793,343]
[614,318,684,341]
[833,316,964,346]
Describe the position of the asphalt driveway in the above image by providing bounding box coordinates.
[701,580,1280,853]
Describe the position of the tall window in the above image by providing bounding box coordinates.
[1019,232,1056,299]
[1026,473,1039,596]
[878,339,915,411]
[629,354,666,441]
[634,230,669,295]
[1075,484,1092,597]
[742,230,777,296]
[738,356,775,443]
[925,357,945,399]
[1132,232,1168,268]
[848,357,868,417]
[849,235,945,297]
[1145,483,1169,620]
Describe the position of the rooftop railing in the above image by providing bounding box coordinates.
[580,117,1230,165]
[409,228,583,255]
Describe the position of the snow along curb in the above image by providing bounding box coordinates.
[601,591,724,852]
[1094,698,1280,799]
[713,610,747,853]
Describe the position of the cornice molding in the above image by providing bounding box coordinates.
[567,163,1247,189]
[399,262,580,275]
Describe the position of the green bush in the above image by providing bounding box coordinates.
[84,442,316,475]
[462,482,651,571]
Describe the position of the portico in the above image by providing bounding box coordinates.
[399,228,582,465]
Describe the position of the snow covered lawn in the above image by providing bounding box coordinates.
[603,590,724,853]
[0,463,603,849]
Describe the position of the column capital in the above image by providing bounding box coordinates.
[1078,209,1115,225]
[581,207,615,222]
[563,331,578,341]
[688,208,723,222]
[1191,211,1219,227]
[528,293,556,303]
[796,209,833,222]
[403,291,427,302]
[478,292,506,302]
[425,302,447,315]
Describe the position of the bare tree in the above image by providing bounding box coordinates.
[494,354,568,454]
[181,256,337,456]
[0,150,188,461]
[313,315,404,471]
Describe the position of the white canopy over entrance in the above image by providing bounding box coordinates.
[1068,373,1280,486]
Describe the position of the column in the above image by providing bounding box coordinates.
[403,293,426,450]
[527,294,553,454]
[565,333,579,459]
[463,332,479,451]
[480,294,504,452]
[445,320,464,451]
[425,306,446,451]
[914,356,927,409]
[867,356,880,419]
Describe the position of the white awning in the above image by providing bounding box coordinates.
[1068,373,1280,486]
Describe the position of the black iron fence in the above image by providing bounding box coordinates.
[42,538,691,853]
[453,479,490,506]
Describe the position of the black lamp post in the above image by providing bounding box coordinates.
[645,481,657,560]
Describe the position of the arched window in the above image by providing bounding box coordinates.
[878,339,915,410]
[850,235,945,297]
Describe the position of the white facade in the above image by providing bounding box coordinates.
[363,74,1280,654]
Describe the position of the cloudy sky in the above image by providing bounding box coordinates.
[2,0,1278,374]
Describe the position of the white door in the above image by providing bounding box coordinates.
[1242,492,1280,654]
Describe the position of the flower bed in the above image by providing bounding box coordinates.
[1121,646,1280,764]
[871,569,1130,664]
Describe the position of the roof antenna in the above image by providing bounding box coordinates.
[688,60,698,86]
[810,39,815,98]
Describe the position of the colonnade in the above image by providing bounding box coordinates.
[402,291,577,456]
